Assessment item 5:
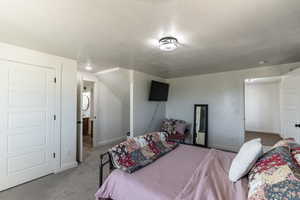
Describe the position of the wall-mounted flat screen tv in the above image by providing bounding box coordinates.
[149,80,169,101]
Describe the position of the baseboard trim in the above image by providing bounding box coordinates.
[54,161,78,174]
[210,144,240,152]
[245,130,280,135]
[96,136,126,147]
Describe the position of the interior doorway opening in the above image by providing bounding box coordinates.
[77,79,96,163]
[244,76,283,150]
[82,81,95,153]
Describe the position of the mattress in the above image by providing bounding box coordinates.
[95,144,248,200]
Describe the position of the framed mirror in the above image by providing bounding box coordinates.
[193,104,208,147]
[82,93,90,111]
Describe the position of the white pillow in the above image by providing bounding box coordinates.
[229,138,263,182]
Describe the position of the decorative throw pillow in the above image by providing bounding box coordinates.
[248,140,300,200]
[161,119,176,135]
[161,119,187,135]
[175,120,187,135]
[229,138,263,182]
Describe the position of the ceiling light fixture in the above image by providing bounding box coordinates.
[245,79,253,83]
[259,60,267,65]
[85,64,93,71]
[159,36,179,51]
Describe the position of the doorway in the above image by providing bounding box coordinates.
[0,60,59,191]
[244,77,282,149]
[77,79,96,162]
[82,81,94,152]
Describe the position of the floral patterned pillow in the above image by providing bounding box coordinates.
[161,119,176,135]
[109,132,178,173]
[161,119,187,135]
[248,140,300,200]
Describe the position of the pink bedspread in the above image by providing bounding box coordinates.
[95,145,248,200]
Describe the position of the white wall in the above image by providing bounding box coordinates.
[0,42,77,172]
[80,69,166,144]
[245,81,281,134]
[96,68,130,145]
[166,63,299,151]
[60,64,77,170]
[132,71,166,136]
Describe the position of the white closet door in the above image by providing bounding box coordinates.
[0,60,56,191]
[280,69,300,143]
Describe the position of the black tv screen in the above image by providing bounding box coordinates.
[149,81,169,101]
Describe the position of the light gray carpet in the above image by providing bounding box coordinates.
[0,144,113,200]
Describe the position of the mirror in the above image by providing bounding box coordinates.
[193,104,208,147]
[82,93,90,111]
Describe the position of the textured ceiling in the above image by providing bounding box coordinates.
[0,0,300,78]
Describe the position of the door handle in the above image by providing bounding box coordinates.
[295,123,300,128]
[77,121,82,124]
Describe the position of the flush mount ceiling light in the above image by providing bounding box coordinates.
[159,36,179,51]
[245,79,253,83]
[259,60,267,65]
[85,64,93,71]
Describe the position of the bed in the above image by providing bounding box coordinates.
[95,144,248,200]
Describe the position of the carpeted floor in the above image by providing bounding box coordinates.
[245,131,282,146]
[0,144,114,200]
